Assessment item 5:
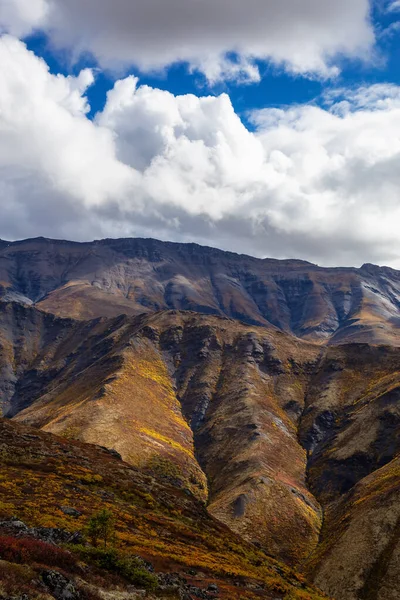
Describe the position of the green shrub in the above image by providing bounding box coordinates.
[117,556,158,590]
[72,546,158,591]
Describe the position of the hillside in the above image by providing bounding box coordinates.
[0,417,326,600]
[1,237,400,344]
[2,301,400,598]
[0,302,322,565]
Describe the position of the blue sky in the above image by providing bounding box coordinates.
[2,0,400,267]
[25,32,323,122]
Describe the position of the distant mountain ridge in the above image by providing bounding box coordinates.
[1,236,400,345]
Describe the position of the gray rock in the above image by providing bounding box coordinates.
[7,519,28,530]
[41,570,80,600]
[31,527,84,545]
[60,506,82,518]
[0,519,83,545]
[232,494,247,517]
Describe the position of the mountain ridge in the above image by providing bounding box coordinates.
[0,236,319,266]
[1,236,400,345]
[3,235,398,271]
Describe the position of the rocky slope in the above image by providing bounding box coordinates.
[0,302,322,565]
[301,344,400,600]
[0,418,327,600]
[1,237,400,344]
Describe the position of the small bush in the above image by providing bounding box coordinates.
[0,536,76,571]
[117,556,158,590]
[86,509,115,548]
[72,546,158,590]
[77,546,119,570]
[80,474,103,485]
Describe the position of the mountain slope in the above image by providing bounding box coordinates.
[2,237,400,344]
[300,344,400,599]
[1,302,322,565]
[4,302,400,597]
[4,238,400,599]
[0,417,327,600]
[307,453,400,600]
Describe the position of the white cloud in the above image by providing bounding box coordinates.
[0,0,374,81]
[2,36,400,267]
[0,35,135,235]
[0,0,48,37]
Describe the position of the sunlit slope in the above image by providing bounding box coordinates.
[2,303,322,564]
[6,301,400,597]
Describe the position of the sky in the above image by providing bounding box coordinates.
[1,1,400,266]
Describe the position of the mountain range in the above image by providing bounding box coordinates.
[2,237,400,600]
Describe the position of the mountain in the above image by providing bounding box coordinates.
[1,236,400,344]
[3,299,400,598]
[0,302,322,565]
[3,238,400,600]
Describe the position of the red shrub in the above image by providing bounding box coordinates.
[0,536,77,570]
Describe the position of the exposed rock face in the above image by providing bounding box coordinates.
[1,236,400,344]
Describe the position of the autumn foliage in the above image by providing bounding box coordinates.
[0,535,77,570]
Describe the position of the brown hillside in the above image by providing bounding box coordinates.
[3,268,400,598]
[1,303,322,565]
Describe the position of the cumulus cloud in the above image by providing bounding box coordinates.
[0,35,135,236]
[0,0,374,80]
[2,36,400,267]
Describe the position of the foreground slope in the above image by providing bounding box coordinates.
[0,418,326,600]
[1,237,400,344]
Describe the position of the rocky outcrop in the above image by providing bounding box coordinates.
[0,518,83,545]
[41,571,81,600]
